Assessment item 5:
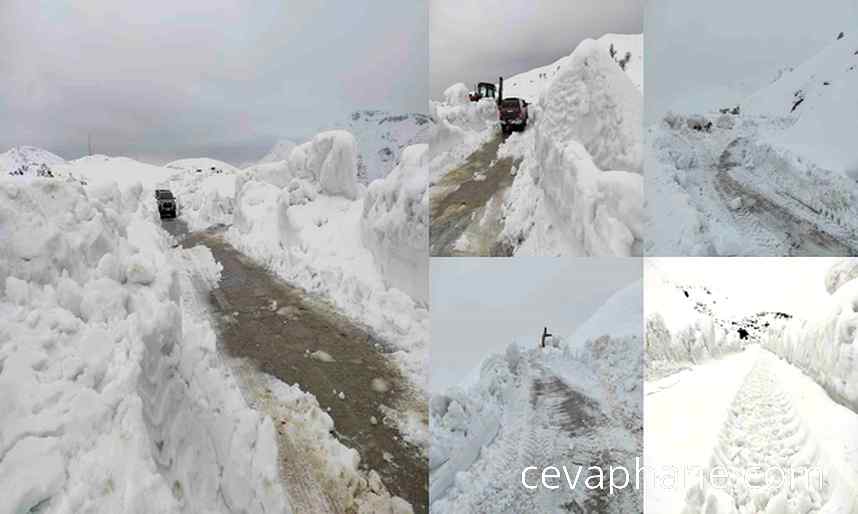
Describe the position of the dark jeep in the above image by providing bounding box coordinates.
[155,189,177,218]
[499,97,528,135]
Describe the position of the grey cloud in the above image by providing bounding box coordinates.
[430,0,643,98]
[0,0,428,164]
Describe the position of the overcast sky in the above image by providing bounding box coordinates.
[430,258,640,393]
[645,258,840,332]
[430,0,643,99]
[646,0,858,119]
[0,1,428,165]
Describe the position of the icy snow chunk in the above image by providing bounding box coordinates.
[338,391,346,400]
[311,130,360,200]
[310,350,335,363]
[443,83,470,106]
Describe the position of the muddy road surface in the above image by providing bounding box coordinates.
[166,219,428,513]
[430,133,519,257]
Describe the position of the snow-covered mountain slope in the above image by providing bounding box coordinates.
[256,111,431,184]
[646,32,858,256]
[256,139,298,165]
[503,33,642,103]
[0,146,65,176]
[747,32,858,178]
[54,155,176,188]
[430,284,642,513]
[165,157,239,174]
[316,110,432,183]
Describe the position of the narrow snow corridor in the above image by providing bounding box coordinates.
[646,346,858,514]
[429,133,519,256]
[171,221,428,513]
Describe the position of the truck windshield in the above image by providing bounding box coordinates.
[501,99,520,108]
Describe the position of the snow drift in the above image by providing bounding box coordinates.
[0,178,286,513]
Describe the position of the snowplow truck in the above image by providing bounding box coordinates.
[469,82,496,102]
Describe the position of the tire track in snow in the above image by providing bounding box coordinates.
[437,359,638,513]
[682,357,840,513]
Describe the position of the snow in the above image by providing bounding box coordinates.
[763,265,858,412]
[501,34,642,104]
[257,139,298,165]
[226,133,429,416]
[566,280,641,349]
[497,36,643,256]
[646,346,858,514]
[312,130,361,200]
[55,155,176,188]
[646,32,858,255]
[0,178,287,513]
[0,146,65,176]
[361,144,429,305]
[428,98,498,184]
[281,110,433,184]
[430,280,641,512]
[165,157,239,175]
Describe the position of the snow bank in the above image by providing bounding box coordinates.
[0,178,287,513]
[361,144,429,305]
[428,94,498,184]
[763,266,858,411]
[430,282,642,511]
[169,169,238,230]
[443,83,470,106]
[227,133,429,394]
[498,37,644,256]
[539,38,642,173]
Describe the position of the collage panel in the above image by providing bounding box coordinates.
[429,258,643,513]
[644,258,858,512]
[428,0,644,257]
[644,0,858,256]
[0,2,429,513]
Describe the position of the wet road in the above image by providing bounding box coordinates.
[164,219,428,512]
[429,133,518,257]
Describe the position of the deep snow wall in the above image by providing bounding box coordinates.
[0,179,286,514]
[523,38,644,255]
[361,144,429,305]
[763,271,858,412]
